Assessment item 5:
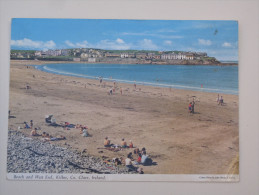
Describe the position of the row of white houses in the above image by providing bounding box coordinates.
[161,53,194,60]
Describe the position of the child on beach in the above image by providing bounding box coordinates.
[82,128,88,137]
[188,102,192,113]
[121,138,127,148]
[129,140,133,148]
[24,122,30,129]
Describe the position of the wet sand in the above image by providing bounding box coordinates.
[8,60,239,174]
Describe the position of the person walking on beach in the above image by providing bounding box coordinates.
[120,88,123,95]
[134,83,137,90]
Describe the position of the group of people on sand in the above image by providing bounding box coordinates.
[23,120,34,129]
[124,147,153,173]
[29,128,66,141]
[20,118,66,142]
[101,78,139,96]
[76,124,89,137]
[41,132,66,141]
[103,137,153,173]
[104,137,133,148]
[188,100,195,114]
[133,147,153,166]
[62,123,90,137]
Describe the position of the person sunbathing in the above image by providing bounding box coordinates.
[129,140,133,148]
[80,127,83,134]
[31,128,40,136]
[42,132,47,137]
[121,138,127,148]
[104,137,112,147]
[50,135,66,141]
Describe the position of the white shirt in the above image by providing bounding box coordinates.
[125,158,131,166]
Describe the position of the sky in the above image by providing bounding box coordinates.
[11,19,238,61]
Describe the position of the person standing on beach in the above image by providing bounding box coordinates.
[192,99,195,114]
[134,83,137,90]
[219,96,224,106]
[30,120,33,129]
[188,102,192,114]
[120,88,123,95]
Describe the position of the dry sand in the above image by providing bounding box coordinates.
[8,60,239,174]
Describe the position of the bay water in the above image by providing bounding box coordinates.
[35,63,238,95]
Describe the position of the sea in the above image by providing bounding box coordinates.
[35,63,238,95]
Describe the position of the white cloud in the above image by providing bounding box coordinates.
[64,40,75,47]
[11,38,56,50]
[138,39,158,50]
[222,42,232,47]
[116,38,125,44]
[164,40,172,46]
[96,39,131,50]
[65,40,88,48]
[198,39,212,46]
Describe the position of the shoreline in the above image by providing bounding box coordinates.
[11,58,238,66]
[8,60,239,174]
[29,60,238,95]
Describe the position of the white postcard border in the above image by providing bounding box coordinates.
[7,173,239,182]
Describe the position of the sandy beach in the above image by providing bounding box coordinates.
[8,60,239,174]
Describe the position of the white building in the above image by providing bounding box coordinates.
[121,53,129,58]
[81,53,89,58]
[161,52,194,60]
[88,58,96,62]
[35,51,42,57]
[73,58,80,62]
